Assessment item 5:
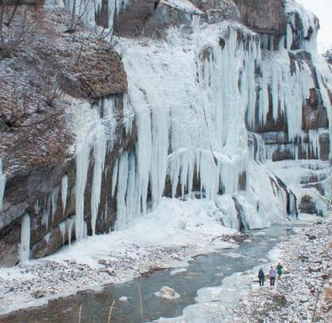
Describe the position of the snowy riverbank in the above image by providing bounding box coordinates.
[0,198,240,316]
[155,214,332,322]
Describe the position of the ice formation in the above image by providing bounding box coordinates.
[20,214,31,262]
[0,159,5,211]
[60,0,332,239]
[3,0,328,250]
[62,0,130,31]
[61,175,68,215]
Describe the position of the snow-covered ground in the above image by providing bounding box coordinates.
[0,198,240,315]
[0,197,330,323]
[154,214,332,323]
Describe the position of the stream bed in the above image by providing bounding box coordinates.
[0,223,299,323]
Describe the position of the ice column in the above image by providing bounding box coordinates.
[75,126,90,240]
[20,214,31,262]
[61,175,68,215]
[91,116,107,235]
[72,100,110,238]
[51,188,59,222]
[0,159,6,211]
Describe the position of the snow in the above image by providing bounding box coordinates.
[162,0,203,14]
[153,215,332,323]
[0,198,239,315]
[154,286,180,299]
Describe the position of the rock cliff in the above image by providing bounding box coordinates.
[0,0,331,266]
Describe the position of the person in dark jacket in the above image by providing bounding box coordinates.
[258,268,265,286]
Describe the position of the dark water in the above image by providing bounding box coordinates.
[0,224,297,323]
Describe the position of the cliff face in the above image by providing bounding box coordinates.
[0,0,331,266]
[233,0,287,34]
[113,0,286,37]
[0,5,132,265]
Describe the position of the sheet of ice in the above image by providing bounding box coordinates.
[170,268,187,275]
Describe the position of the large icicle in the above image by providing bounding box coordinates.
[0,159,5,211]
[72,101,109,239]
[90,102,107,235]
[61,175,68,215]
[20,214,31,263]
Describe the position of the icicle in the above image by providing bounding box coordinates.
[72,103,107,240]
[20,214,31,263]
[51,188,59,222]
[66,217,74,245]
[42,198,51,230]
[286,23,293,50]
[114,152,129,230]
[64,0,130,32]
[0,159,6,211]
[61,175,68,215]
[44,232,51,245]
[91,114,107,235]
[124,152,140,223]
[111,159,118,198]
[34,200,40,215]
[59,222,66,245]
[74,136,89,240]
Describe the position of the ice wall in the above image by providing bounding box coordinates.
[109,21,287,230]
[67,0,331,236]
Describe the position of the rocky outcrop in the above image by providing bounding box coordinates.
[233,0,287,35]
[113,0,240,38]
[0,6,131,265]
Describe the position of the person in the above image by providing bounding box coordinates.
[269,266,276,286]
[277,262,283,279]
[258,268,265,286]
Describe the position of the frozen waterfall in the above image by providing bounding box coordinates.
[66,0,332,236]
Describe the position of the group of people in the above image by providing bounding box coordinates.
[258,263,283,287]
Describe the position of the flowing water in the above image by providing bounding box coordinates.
[0,224,299,323]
